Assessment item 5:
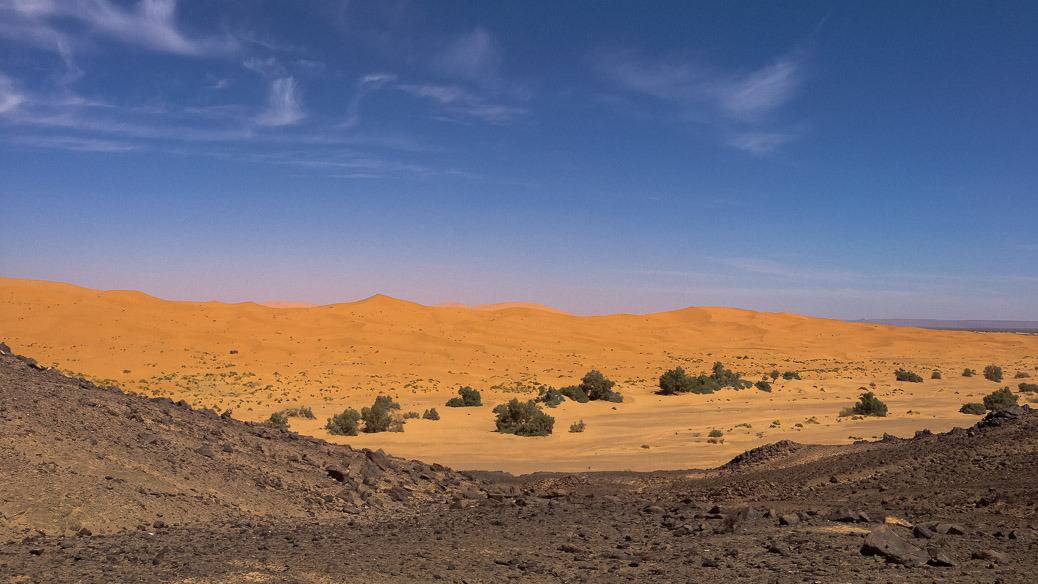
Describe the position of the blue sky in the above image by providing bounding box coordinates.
[1,1,1036,319]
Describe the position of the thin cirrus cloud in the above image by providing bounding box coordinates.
[0,0,237,57]
[0,72,25,113]
[594,48,807,153]
[255,77,304,127]
[431,26,502,85]
[397,83,526,124]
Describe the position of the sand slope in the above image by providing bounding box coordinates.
[2,276,1036,472]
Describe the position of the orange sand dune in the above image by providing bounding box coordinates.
[2,276,1036,473]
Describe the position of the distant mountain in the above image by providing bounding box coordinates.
[862,319,1038,332]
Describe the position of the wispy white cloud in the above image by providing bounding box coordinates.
[341,73,397,129]
[0,72,26,113]
[594,48,807,153]
[432,27,501,85]
[397,83,525,124]
[256,77,304,127]
[12,133,137,152]
[242,56,285,77]
[0,0,237,56]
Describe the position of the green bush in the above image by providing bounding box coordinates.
[362,395,403,433]
[959,402,986,415]
[841,392,888,417]
[267,411,290,430]
[536,386,566,408]
[982,387,1017,411]
[962,368,976,377]
[769,369,781,381]
[493,399,555,436]
[274,405,315,420]
[895,369,923,383]
[754,379,772,392]
[1014,371,1031,379]
[1019,383,1038,393]
[445,386,482,407]
[707,428,724,438]
[325,407,361,436]
[657,362,751,395]
[983,365,1003,383]
[781,371,801,380]
[569,420,586,433]
[402,410,420,419]
[580,370,623,402]
[422,408,440,420]
[931,370,942,380]
[559,385,589,403]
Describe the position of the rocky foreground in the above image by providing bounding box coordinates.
[0,344,1035,583]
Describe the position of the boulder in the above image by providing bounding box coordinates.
[860,526,929,567]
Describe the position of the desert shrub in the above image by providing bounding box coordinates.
[422,408,440,420]
[959,402,986,415]
[361,395,402,433]
[580,370,623,402]
[708,428,724,438]
[782,371,801,380]
[841,392,888,417]
[445,386,482,407]
[962,368,976,377]
[931,370,942,380]
[535,386,566,408]
[754,380,772,392]
[895,369,923,383]
[982,387,1017,411]
[569,420,586,433]
[1019,383,1038,393]
[402,410,420,419]
[1014,371,1031,379]
[274,405,315,419]
[769,369,780,380]
[267,411,290,430]
[559,385,589,403]
[493,399,555,436]
[325,407,361,436]
[657,363,750,395]
[983,365,1003,382]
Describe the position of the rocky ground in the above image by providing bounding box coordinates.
[1,343,1035,583]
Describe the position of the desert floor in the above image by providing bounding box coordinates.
[2,276,1036,473]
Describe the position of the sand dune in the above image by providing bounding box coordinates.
[2,276,1036,473]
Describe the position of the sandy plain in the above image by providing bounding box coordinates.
[2,276,1036,473]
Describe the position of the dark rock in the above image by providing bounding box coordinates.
[326,467,347,482]
[778,513,800,526]
[971,549,1008,563]
[928,550,955,567]
[913,525,937,539]
[860,526,929,567]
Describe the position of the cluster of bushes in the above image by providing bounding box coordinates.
[422,408,440,420]
[569,420,586,433]
[445,386,482,407]
[326,395,406,436]
[895,369,923,383]
[840,392,888,417]
[493,399,555,436]
[781,371,801,380]
[657,362,752,395]
[266,405,316,430]
[754,379,772,392]
[1019,383,1038,393]
[961,386,1020,415]
[533,370,623,408]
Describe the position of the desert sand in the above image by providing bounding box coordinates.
[2,276,1036,473]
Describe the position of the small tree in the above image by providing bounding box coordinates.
[580,370,623,402]
[931,370,942,380]
[422,408,440,420]
[841,392,888,417]
[962,368,976,377]
[895,369,923,383]
[983,365,1004,383]
[754,379,772,392]
[982,387,1017,411]
[362,395,402,433]
[446,386,482,407]
[569,420,586,433]
[959,402,986,415]
[493,399,555,436]
[325,407,361,436]
[769,370,781,381]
